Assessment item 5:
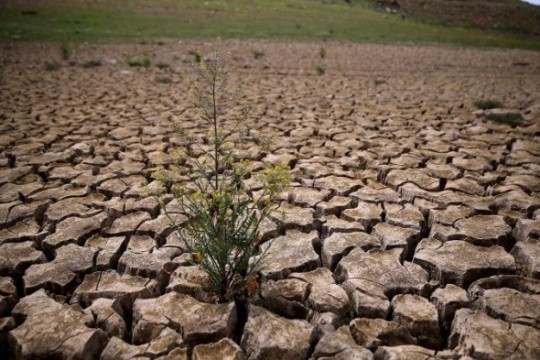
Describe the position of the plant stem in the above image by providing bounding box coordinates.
[212,76,219,192]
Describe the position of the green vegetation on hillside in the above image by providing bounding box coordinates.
[1,0,539,49]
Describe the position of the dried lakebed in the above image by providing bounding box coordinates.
[1,40,540,359]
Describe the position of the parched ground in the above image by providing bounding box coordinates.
[1,40,540,359]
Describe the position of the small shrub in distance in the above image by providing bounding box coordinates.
[127,53,151,68]
[252,50,264,60]
[316,64,326,75]
[156,62,170,70]
[82,60,102,68]
[60,42,71,60]
[188,50,202,63]
[153,44,291,302]
[475,100,503,110]
[319,46,326,59]
[485,112,523,125]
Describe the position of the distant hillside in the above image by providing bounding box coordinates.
[372,0,540,37]
[1,0,539,49]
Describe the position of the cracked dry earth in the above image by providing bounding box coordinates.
[1,40,540,360]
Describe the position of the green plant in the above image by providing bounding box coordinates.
[154,45,291,301]
[252,50,264,60]
[475,100,503,110]
[316,64,326,75]
[189,50,202,63]
[60,42,71,60]
[156,62,170,69]
[319,46,326,58]
[82,60,102,68]
[127,53,151,68]
[485,112,523,125]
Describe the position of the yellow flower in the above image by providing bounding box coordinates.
[246,277,259,296]
[193,251,204,263]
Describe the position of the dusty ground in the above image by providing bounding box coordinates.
[1,40,540,359]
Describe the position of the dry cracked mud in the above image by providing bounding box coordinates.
[1,39,540,359]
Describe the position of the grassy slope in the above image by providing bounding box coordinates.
[0,0,539,49]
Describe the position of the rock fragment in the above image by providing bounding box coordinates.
[288,187,331,208]
[315,196,352,217]
[374,345,436,360]
[342,279,390,318]
[104,210,151,236]
[350,186,402,205]
[350,318,415,350]
[372,222,421,259]
[384,203,425,231]
[258,230,320,280]
[241,305,315,360]
[132,292,236,345]
[341,202,382,230]
[0,219,47,246]
[322,232,379,270]
[390,294,442,349]
[193,338,245,360]
[513,218,540,243]
[42,212,108,254]
[511,241,540,279]
[0,277,17,316]
[427,205,474,227]
[118,235,180,285]
[430,284,469,331]
[0,241,47,277]
[71,270,160,310]
[101,329,187,360]
[449,309,540,359]
[311,175,363,196]
[468,275,540,330]
[336,248,430,298]
[322,215,365,237]
[44,197,100,224]
[270,205,317,232]
[413,238,515,288]
[385,169,439,191]
[9,292,107,360]
[313,325,372,359]
[84,298,127,338]
[166,265,213,300]
[23,244,97,295]
[11,289,62,321]
[260,279,310,319]
[455,215,512,248]
[290,268,350,316]
[85,234,126,270]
